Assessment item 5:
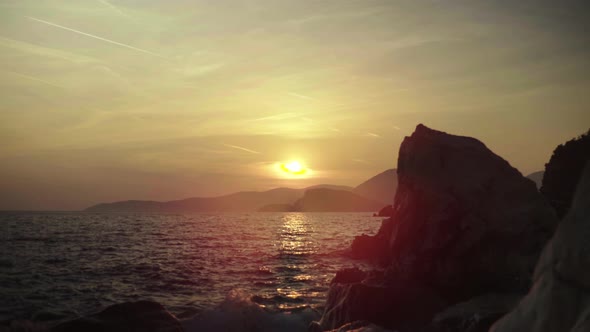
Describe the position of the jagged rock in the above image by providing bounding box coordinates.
[325,321,396,332]
[540,129,590,218]
[50,301,183,332]
[320,279,445,332]
[331,268,368,285]
[430,294,521,332]
[318,124,558,331]
[490,164,590,332]
[350,234,387,261]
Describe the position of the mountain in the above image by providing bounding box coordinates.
[85,170,402,214]
[526,171,544,189]
[293,188,383,212]
[85,185,354,213]
[352,169,397,205]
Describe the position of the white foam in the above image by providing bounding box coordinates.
[182,289,321,332]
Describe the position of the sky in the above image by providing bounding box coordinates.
[0,0,589,210]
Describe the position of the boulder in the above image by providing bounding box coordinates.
[490,164,590,332]
[430,293,521,332]
[320,278,445,332]
[50,301,183,332]
[318,124,558,331]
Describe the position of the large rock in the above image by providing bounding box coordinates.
[540,129,590,218]
[320,125,558,331]
[51,301,183,332]
[490,163,590,332]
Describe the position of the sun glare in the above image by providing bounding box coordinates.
[280,161,307,175]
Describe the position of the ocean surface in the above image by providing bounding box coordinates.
[0,212,381,330]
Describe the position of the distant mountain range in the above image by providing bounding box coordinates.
[352,169,397,205]
[85,170,397,213]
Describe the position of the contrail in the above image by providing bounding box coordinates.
[223,144,261,154]
[97,0,130,18]
[26,16,167,59]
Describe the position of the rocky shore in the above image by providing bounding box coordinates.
[312,124,589,332]
[4,125,588,332]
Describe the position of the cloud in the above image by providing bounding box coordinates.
[287,92,315,100]
[5,71,65,89]
[251,113,300,122]
[222,144,261,154]
[0,36,99,64]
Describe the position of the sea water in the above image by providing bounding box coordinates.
[0,212,381,330]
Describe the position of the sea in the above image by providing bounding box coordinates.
[0,212,382,331]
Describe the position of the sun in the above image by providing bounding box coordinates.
[280,161,307,175]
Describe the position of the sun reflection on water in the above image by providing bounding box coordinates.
[277,213,318,256]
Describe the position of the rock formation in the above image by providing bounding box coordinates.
[540,129,590,218]
[490,163,590,332]
[317,124,558,331]
[50,301,183,332]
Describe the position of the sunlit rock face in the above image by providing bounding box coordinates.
[491,164,590,332]
[320,124,558,331]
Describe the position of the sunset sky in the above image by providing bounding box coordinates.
[1,0,589,210]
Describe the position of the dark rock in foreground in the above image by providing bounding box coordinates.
[431,294,521,332]
[318,124,558,331]
[491,164,590,332]
[540,129,590,218]
[51,301,183,332]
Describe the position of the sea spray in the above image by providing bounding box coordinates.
[182,289,320,332]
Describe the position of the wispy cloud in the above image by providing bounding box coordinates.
[287,92,315,101]
[366,132,380,138]
[25,16,168,59]
[222,144,261,154]
[0,36,99,64]
[251,113,299,122]
[5,71,65,89]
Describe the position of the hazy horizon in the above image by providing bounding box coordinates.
[1,0,589,210]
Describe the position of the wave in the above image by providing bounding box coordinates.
[181,289,320,332]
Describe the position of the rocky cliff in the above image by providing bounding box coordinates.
[490,163,590,332]
[316,124,558,332]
